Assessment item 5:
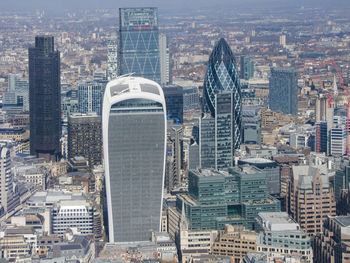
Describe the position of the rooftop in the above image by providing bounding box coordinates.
[109,76,161,97]
[258,212,301,232]
[239,158,274,164]
[27,191,86,205]
[333,216,350,227]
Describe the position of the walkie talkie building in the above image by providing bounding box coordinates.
[102,76,166,242]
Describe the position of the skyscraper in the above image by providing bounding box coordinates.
[159,33,171,85]
[0,144,20,215]
[240,56,254,80]
[68,113,102,168]
[118,8,161,84]
[269,67,298,115]
[29,36,61,160]
[315,121,328,153]
[200,38,241,169]
[329,125,346,156]
[200,91,234,170]
[78,81,103,115]
[163,85,183,123]
[107,34,118,81]
[102,76,166,242]
[203,38,241,150]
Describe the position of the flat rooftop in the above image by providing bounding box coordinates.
[334,216,350,227]
[258,212,302,232]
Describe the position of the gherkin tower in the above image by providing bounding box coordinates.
[203,38,242,149]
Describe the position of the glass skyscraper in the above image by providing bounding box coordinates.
[102,76,166,242]
[118,8,161,84]
[107,34,118,81]
[203,38,242,150]
[200,91,234,170]
[269,67,298,115]
[29,36,61,160]
[78,81,103,115]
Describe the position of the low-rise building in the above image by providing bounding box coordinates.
[211,225,257,262]
[256,212,313,262]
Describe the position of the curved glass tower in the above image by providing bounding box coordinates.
[102,76,166,242]
[203,38,242,149]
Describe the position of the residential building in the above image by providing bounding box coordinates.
[313,216,350,263]
[256,212,313,263]
[102,76,166,242]
[269,67,298,115]
[289,165,336,235]
[68,113,102,168]
[118,7,161,83]
[29,36,61,160]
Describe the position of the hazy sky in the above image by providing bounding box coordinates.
[1,0,348,14]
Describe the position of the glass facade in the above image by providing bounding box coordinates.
[78,82,103,115]
[215,91,234,169]
[203,38,242,150]
[177,167,280,231]
[119,8,161,84]
[29,36,61,160]
[269,67,298,115]
[103,77,166,242]
[240,56,255,80]
[200,115,215,169]
[68,113,102,168]
[163,85,183,123]
[242,107,262,145]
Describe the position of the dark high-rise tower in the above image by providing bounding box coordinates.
[29,36,61,160]
[202,38,242,150]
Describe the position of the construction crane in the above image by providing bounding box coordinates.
[309,58,349,155]
[330,58,350,155]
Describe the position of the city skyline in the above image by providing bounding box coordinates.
[1,1,350,262]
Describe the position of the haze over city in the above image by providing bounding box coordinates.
[0,0,350,262]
